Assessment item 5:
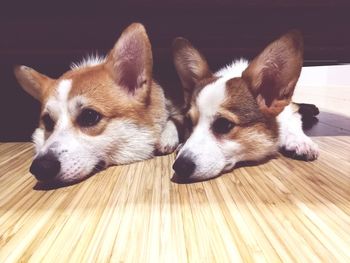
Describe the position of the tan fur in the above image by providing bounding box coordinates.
[106,23,153,99]
[242,30,304,116]
[220,78,279,158]
[15,23,168,140]
[187,106,199,127]
[14,66,54,101]
[230,124,278,160]
[173,37,212,105]
[58,64,166,137]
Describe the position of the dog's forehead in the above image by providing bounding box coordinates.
[44,79,72,112]
[56,79,72,100]
[66,65,114,99]
[44,66,116,113]
[43,66,104,105]
[193,76,264,126]
[196,77,227,117]
[41,64,154,124]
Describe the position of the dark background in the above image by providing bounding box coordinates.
[1,0,350,141]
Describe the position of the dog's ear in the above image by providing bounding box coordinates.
[106,23,152,97]
[14,65,54,101]
[242,30,304,116]
[173,38,212,105]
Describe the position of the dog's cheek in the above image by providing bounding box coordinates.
[232,125,278,161]
[100,119,156,164]
[220,139,243,168]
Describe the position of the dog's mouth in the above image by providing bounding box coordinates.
[93,160,107,173]
[33,159,107,190]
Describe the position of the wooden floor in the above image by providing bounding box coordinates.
[1,84,350,262]
[1,139,350,262]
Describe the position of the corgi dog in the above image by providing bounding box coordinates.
[172,30,319,182]
[14,23,180,185]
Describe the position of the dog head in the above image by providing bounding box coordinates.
[172,31,304,182]
[15,23,164,184]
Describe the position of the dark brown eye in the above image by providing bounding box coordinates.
[212,117,235,134]
[77,108,102,127]
[42,114,55,132]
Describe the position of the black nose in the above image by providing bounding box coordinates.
[172,155,195,178]
[30,153,61,181]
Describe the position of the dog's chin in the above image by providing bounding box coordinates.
[171,170,223,184]
[33,174,89,190]
[34,178,78,190]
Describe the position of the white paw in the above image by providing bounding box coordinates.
[156,120,179,155]
[280,134,319,161]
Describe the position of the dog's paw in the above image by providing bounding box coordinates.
[156,121,179,155]
[298,103,320,117]
[280,134,319,161]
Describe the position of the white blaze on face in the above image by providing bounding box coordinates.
[33,79,100,183]
[39,79,73,155]
[177,78,233,179]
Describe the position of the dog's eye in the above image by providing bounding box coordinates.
[42,114,55,132]
[212,117,235,134]
[77,109,102,127]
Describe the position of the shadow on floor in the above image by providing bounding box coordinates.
[305,111,350,137]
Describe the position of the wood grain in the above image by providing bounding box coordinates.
[0,129,350,262]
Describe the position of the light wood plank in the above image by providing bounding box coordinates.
[0,133,350,262]
[1,80,350,262]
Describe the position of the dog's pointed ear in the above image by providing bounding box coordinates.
[242,30,304,116]
[14,65,54,101]
[106,23,153,95]
[172,37,212,105]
